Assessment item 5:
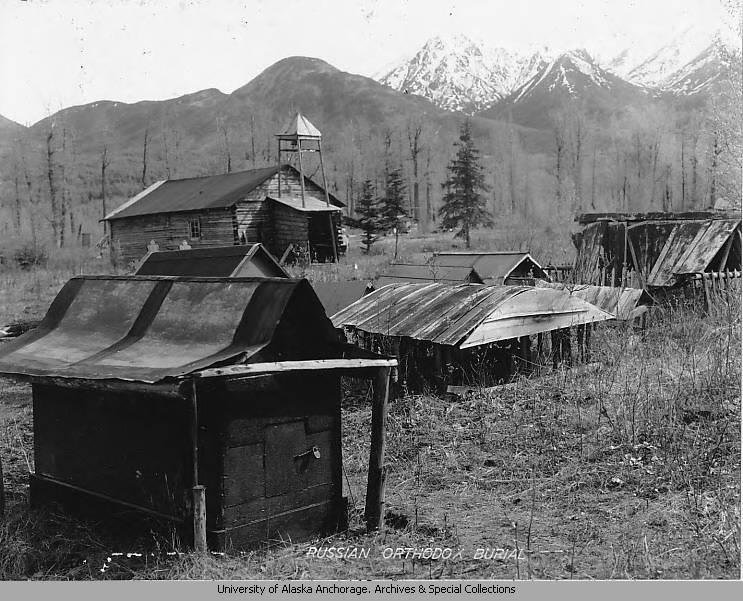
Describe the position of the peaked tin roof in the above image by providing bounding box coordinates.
[277,113,322,139]
[434,251,547,284]
[134,244,289,278]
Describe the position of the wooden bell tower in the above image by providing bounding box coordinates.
[275,113,337,261]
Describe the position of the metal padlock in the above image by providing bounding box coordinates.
[295,446,321,460]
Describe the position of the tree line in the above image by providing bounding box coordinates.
[0,76,739,255]
[352,119,493,254]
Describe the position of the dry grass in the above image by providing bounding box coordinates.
[0,233,739,580]
[0,245,109,324]
[0,296,738,580]
[285,220,575,284]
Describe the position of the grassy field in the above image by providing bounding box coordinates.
[0,229,740,580]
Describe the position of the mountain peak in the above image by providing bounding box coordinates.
[605,21,740,88]
[255,56,340,78]
[561,48,595,64]
[378,35,547,113]
[479,48,646,129]
[661,36,741,95]
[426,33,479,49]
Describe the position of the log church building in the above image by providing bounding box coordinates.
[104,114,344,268]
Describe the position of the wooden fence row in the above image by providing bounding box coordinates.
[687,270,741,312]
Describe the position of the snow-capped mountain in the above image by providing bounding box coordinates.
[508,50,628,101]
[378,27,739,115]
[379,34,551,113]
[603,23,740,90]
[479,49,648,129]
[661,37,740,95]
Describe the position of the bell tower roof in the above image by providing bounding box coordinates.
[276,112,322,141]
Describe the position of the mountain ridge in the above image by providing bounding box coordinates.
[478,49,650,129]
[377,30,740,114]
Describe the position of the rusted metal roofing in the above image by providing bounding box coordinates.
[377,263,483,286]
[332,283,613,348]
[135,244,289,278]
[105,165,343,221]
[536,281,652,321]
[268,196,342,213]
[434,251,547,284]
[0,276,336,383]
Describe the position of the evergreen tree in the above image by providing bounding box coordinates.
[352,179,381,254]
[380,166,407,260]
[439,119,493,248]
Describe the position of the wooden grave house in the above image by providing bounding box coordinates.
[333,282,614,392]
[135,243,289,278]
[572,211,742,291]
[433,251,549,286]
[0,276,396,549]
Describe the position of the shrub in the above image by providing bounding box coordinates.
[12,245,48,270]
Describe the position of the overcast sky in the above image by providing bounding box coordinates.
[0,0,736,125]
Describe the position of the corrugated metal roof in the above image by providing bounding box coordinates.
[377,263,482,284]
[536,281,651,321]
[434,251,547,284]
[134,244,289,278]
[268,196,342,213]
[106,165,344,221]
[332,283,613,348]
[0,276,335,383]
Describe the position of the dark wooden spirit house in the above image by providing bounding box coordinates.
[0,276,395,549]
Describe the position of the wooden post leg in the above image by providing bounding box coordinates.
[190,378,207,552]
[563,328,573,367]
[193,485,207,553]
[328,212,338,263]
[537,333,543,366]
[550,331,559,370]
[365,366,391,532]
[518,336,530,373]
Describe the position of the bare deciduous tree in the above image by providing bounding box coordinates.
[141,125,150,188]
[101,143,110,235]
